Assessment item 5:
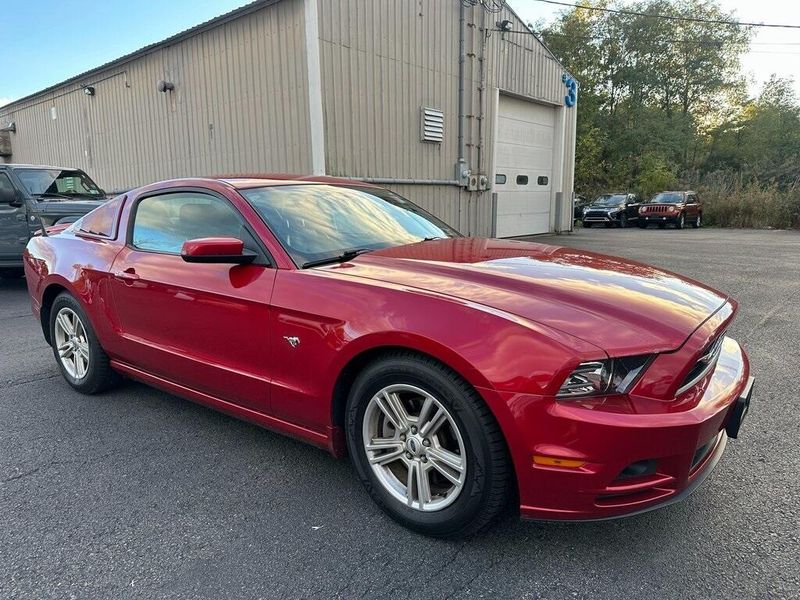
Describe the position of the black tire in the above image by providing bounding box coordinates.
[345,353,512,538]
[676,213,685,229]
[692,213,702,229]
[49,292,119,394]
[0,268,24,279]
[619,214,628,228]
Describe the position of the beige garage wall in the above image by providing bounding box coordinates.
[0,0,311,193]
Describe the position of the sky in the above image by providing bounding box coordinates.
[1,0,799,107]
[511,0,800,98]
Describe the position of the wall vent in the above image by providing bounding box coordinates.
[420,107,444,143]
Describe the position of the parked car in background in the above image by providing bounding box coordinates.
[23,176,752,537]
[0,164,107,277]
[581,193,640,228]
[639,191,702,229]
[573,194,590,223]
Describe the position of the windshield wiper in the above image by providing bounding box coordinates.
[302,248,374,269]
[35,192,73,200]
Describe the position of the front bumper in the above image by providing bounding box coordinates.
[641,214,679,224]
[487,336,752,521]
[582,213,621,224]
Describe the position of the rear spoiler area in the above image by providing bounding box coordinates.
[33,223,73,237]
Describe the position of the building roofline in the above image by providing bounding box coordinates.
[502,2,571,77]
[1,0,282,111]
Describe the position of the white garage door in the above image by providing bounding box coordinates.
[494,96,555,237]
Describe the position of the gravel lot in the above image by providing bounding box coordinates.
[1,227,798,599]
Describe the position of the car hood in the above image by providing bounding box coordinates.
[335,238,728,356]
[33,198,106,215]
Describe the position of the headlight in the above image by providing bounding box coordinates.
[667,206,676,213]
[557,356,652,398]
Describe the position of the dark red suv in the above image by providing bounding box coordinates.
[638,191,702,229]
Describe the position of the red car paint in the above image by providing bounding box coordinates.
[23,177,751,521]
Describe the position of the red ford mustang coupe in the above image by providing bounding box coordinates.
[23,176,753,537]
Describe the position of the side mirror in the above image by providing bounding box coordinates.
[0,187,22,207]
[181,237,256,264]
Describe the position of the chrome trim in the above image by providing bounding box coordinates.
[676,335,725,396]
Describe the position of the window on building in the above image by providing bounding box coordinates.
[516,175,529,185]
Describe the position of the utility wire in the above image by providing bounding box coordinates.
[530,0,800,29]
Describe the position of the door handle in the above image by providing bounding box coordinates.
[113,269,140,282]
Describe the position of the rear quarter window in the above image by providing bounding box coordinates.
[77,196,124,239]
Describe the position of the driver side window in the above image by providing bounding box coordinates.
[132,192,257,255]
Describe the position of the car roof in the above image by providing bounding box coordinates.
[0,163,79,170]
[213,173,379,190]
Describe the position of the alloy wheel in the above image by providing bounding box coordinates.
[362,384,467,512]
[54,307,90,379]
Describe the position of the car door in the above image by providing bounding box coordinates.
[108,189,276,413]
[685,194,699,218]
[626,194,640,220]
[0,173,30,262]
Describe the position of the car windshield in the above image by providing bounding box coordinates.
[648,192,683,204]
[592,194,626,206]
[16,168,104,198]
[240,184,460,267]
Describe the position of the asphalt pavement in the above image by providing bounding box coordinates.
[1,227,798,599]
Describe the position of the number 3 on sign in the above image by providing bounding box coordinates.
[562,74,578,108]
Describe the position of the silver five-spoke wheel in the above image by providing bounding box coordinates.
[54,307,90,379]
[362,384,467,512]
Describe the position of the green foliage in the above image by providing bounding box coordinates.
[542,0,800,227]
[699,178,800,229]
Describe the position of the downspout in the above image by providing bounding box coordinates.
[455,1,468,186]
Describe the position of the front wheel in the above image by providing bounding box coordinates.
[692,213,702,228]
[50,293,119,394]
[346,353,512,538]
[676,213,685,229]
[619,214,628,228]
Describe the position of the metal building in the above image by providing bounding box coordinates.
[0,0,577,237]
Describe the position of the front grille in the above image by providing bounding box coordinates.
[584,210,610,219]
[677,335,725,395]
[642,205,670,214]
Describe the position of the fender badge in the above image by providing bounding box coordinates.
[283,336,300,348]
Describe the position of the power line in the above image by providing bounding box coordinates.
[520,30,800,46]
[530,0,800,29]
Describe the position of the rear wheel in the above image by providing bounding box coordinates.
[50,293,119,394]
[346,353,512,538]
